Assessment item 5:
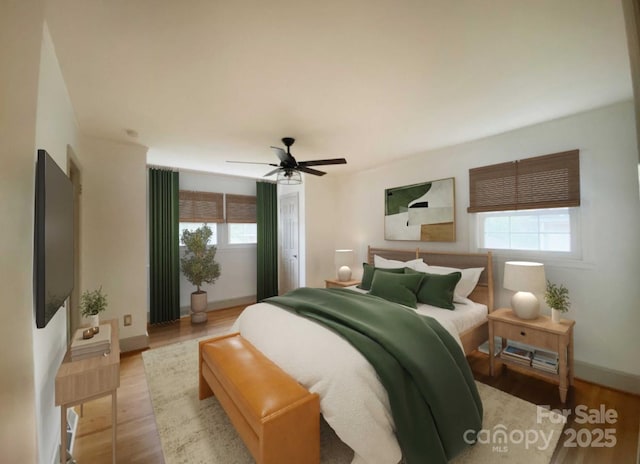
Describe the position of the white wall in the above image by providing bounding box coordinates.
[31,23,81,464]
[0,2,44,462]
[331,101,640,382]
[277,174,354,290]
[303,175,340,288]
[1,17,149,461]
[80,136,148,343]
[178,171,257,310]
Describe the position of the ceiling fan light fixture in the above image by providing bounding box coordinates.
[277,169,302,185]
[227,137,347,181]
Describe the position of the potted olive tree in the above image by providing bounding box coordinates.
[544,280,570,323]
[80,287,108,328]
[181,225,221,323]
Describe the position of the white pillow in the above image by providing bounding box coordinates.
[374,255,424,270]
[414,261,484,301]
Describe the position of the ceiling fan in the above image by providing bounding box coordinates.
[227,137,347,182]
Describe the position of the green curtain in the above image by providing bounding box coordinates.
[256,181,278,301]
[149,168,180,324]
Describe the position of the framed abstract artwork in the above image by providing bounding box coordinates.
[384,177,455,242]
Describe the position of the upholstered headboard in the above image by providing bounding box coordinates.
[367,246,494,311]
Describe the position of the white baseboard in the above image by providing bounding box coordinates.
[574,360,640,395]
[179,295,256,317]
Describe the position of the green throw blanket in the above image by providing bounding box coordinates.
[266,287,482,464]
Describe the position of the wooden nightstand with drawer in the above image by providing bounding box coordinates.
[325,278,361,288]
[488,308,575,403]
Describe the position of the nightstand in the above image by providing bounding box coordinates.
[488,308,575,403]
[325,278,360,288]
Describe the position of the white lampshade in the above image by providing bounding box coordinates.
[504,261,546,293]
[335,249,354,281]
[504,261,546,319]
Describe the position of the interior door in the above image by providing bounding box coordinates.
[280,193,299,294]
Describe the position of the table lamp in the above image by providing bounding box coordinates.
[503,261,546,319]
[335,249,354,281]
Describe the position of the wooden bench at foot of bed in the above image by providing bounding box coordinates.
[199,333,320,464]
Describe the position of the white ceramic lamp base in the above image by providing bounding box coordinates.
[511,291,540,319]
[337,265,352,282]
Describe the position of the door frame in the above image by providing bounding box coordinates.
[67,147,82,343]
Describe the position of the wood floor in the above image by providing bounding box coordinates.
[73,307,640,463]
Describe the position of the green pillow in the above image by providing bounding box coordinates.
[405,268,461,310]
[357,263,404,290]
[369,271,424,308]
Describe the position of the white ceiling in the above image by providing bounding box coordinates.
[46,0,632,179]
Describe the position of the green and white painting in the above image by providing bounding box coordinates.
[384,177,455,241]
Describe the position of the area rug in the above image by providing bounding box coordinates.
[143,338,565,464]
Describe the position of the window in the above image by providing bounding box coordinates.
[477,208,578,254]
[179,190,224,223]
[228,223,257,244]
[468,150,580,213]
[178,190,257,247]
[469,150,581,257]
[225,194,256,223]
[225,194,257,245]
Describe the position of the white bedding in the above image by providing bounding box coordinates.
[232,293,486,464]
[348,285,488,334]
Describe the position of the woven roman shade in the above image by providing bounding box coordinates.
[468,150,580,212]
[179,190,224,223]
[226,194,257,223]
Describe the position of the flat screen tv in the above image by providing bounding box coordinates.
[34,149,74,329]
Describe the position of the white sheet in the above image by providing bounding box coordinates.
[231,292,486,464]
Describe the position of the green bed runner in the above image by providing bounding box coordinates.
[266,287,482,464]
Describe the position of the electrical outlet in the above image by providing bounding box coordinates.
[124,314,132,326]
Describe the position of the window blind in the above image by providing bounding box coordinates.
[468,150,580,213]
[226,194,257,223]
[179,190,224,223]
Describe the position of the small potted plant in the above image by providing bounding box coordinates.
[181,225,221,323]
[544,280,570,323]
[80,286,108,328]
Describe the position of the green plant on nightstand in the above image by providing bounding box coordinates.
[545,280,570,323]
[80,286,108,327]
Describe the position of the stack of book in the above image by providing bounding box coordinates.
[532,349,559,374]
[70,324,111,361]
[500,344,533,366]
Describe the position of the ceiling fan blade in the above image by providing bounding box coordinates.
[263,168,281,177]
[227,161,279,166]
[297,166,326,176]
[270,146,290,163]
[298,158,347,167]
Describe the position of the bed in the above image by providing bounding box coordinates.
[230,246,494,464]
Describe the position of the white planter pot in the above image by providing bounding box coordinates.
[191,291,208,324]
[551,308,562,323]
[88,314,100,328]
